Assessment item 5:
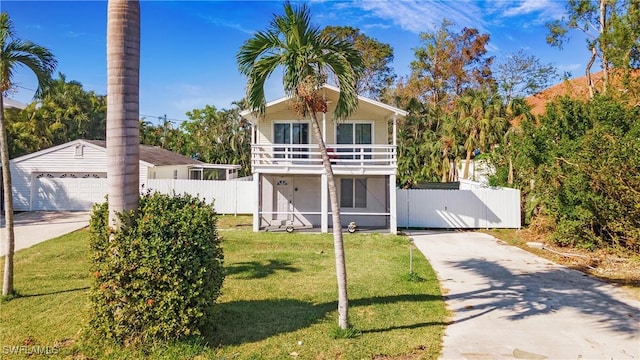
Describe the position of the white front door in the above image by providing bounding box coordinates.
[274,177,293,223]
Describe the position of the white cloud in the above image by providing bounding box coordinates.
[499,0,566,22]
[347,0,488,34]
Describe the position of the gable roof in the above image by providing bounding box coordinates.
[240,84,407,122]
[84,140,203,166]
[11,139,202,167]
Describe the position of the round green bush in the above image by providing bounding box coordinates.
[88,192,224,345]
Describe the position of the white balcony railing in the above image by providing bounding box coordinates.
[251,144,396,173]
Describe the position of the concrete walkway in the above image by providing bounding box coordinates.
[0,211,90,256]
[409,231,640,360]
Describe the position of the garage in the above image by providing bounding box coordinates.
[31,172,107,211]
[10,139,217,212]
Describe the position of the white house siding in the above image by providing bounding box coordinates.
[333,175,388,227]
[12,142,156,211]
[258,174,388,229]
[11,143,108,211]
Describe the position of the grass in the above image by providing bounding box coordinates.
[0,215,448,359]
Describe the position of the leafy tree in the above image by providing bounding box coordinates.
[493,50,558,105]
[183,104,251,176]
[410,19,494,108]
[0,11,56,296]
[321,26,396,100]
[5,73,107,157]
[393,19,497,185]
[237,2,363,330]
[546,0,640,97]
[106,0,140,227]
[494,95,640,250]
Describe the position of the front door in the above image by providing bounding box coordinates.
[274,177,293,223]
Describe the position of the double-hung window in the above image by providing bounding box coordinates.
[336,123,372,160]
[340,178,367,208]
[274,122,309,159]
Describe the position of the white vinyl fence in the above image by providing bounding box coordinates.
[396,185,521,229]
[145,179,521,229]
[145,179,255,215]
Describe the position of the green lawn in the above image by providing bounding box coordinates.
[1,216,448,359]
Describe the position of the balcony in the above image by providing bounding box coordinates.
[251,144,397,175]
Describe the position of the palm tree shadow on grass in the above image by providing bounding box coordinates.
[211,294,443,346]
[225,260,301,280]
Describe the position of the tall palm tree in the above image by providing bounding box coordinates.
[237,2,363,329]
[106,0,140,227]
[0,12,56,296]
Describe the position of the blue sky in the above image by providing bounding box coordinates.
[5,0,591,125]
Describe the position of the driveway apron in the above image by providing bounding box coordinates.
[0,211,90,256]
[409,231,640,360]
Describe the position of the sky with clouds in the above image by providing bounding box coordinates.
[5,0,591,124]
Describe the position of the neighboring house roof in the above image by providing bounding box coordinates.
[240,84,407,122]
[11,139,201,167]
[525,69,640,116]
[2,97,27,110]
[83,140,203,166]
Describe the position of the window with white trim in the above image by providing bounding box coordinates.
[336,123,372,159]
[340,178,367,208]
[274,122,309,159]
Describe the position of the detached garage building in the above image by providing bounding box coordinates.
[10,139,239,211]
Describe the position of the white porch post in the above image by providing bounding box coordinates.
[321,173,328,233]
[389,173,397,234]
[392,113,397,146]
[253,173,260,232]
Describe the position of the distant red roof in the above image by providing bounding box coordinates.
[524,69,640,117]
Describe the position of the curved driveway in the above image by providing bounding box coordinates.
[409,231,639,360]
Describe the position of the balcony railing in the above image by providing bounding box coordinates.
[251,144,396,173]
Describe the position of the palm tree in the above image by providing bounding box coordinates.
[455,90,506,180]
[106,0,140,227]
[237,2,363,329]
[0,11,56,296]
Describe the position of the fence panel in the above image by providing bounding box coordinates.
[396,187,520,229]
[146,179,255,215]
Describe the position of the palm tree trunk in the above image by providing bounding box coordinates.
[308,106,349,330]
[0,98,16,296]
[106,0,140,226]
[463,149,472,180]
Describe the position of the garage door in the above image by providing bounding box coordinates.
[32,172,108,211]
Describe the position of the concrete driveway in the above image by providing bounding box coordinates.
[409,231,639,360]
[0,211,91,256]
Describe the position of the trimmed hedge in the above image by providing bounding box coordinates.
[88,192,224,345]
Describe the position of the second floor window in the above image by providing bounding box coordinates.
[274,122,309,159]
[337,123,372,160]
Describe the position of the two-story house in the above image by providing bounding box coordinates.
[241,84,406,234]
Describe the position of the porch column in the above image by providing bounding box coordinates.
[321,173,328,233]
[392,113,397,146]
[389,173,397,234]
[253,173,260,232]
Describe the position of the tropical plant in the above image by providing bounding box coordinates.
[236,1,363,329]
[453,89,506,179]
[0,11,56,296]
[106,0,140,227]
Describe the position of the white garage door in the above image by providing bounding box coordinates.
[32,172,108,211]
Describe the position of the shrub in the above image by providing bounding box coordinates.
[88,192,224,346]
